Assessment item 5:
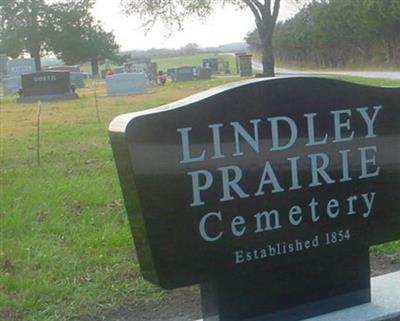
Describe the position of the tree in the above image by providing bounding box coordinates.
[121,0,304,77]
[364,0,400,63]
[0,0,49,71]
[180,43,199,55]
[269,0,400,67]
[46,0,119,77]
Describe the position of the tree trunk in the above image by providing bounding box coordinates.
[31,45,41,72]
[33,54,41,72]
[258,26,275,77]
[91,57,100,78]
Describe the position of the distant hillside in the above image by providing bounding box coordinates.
[121,42,249,58]
[204,42,248,53]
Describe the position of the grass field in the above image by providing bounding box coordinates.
[1,75,399,321]
[153,53,237,73]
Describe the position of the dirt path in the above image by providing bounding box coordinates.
[89,253,399,321]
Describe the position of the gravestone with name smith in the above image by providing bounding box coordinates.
[109,77,400,321]
[18,71,78,102]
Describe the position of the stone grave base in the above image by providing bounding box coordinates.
[17,92,79,103]
[197,271,400,321]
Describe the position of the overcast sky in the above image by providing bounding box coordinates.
[92,1,300,51]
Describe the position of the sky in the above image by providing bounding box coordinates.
[92,1,300,51]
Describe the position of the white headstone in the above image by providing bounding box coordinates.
[0,54,9,78]
[7,58,36,77]
[2,76,22,96]
[106,73,147,96]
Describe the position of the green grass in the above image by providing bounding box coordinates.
[1,76,399,321]
[153,53,237,74]
[329,75,400,87]
[0,77,244,321]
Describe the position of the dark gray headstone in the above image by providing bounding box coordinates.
[197,67,212,80]
[124,63,147,73]
[113,67,125,74]
[175,66,196,82]
[2,76,22,96]
[18,71,78,102]
[124,62,158,83]
[235,52,247,74]
[70,72,85,88]
[149,62,158,83]
[202,58,219,73]
[7,58,36,77]
[106,73,147,96]
[109,77,400,321]
[167,68,177,80]
[238,54,253,77]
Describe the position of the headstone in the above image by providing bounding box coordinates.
[148,62,158,83]
[124,62,158,83]
[223,61,230,74]
[238,54,253,77]
[202,58,219,73]
[109,77,400,321]
[235,52,247,74]
[0,54,9,78]
[167,68,177,80]
[175,66,196,82]
[69,72,85,88]
[197,67,212,80]
[124,63,147,73]
[112,67,125,74]
[2,76,22,96]
[106,73,147,96]
[131,57,152,64]
[7,58,36,77]
[18,71,78,102]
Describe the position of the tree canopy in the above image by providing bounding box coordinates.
[0,0,49,70]
[0,0,119,74]
[246,0,400,67]
[47,0,119,76]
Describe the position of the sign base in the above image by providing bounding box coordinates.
[201,247,371,321]
[198,271,400,321]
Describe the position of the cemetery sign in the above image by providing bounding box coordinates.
[109,77,400,321]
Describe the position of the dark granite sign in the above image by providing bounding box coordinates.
[109,78,400,321]
[19,71,78,102]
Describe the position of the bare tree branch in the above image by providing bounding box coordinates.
[272,0,280,25]
[241,0,262,23]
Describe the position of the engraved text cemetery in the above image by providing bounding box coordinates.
[179,106,381,247]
